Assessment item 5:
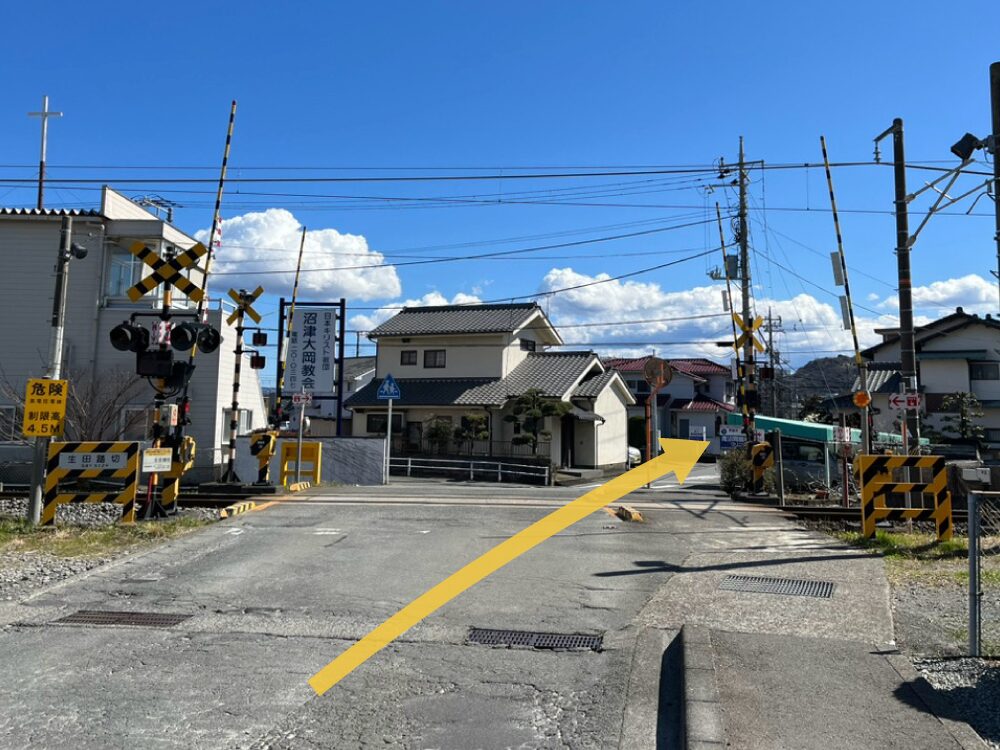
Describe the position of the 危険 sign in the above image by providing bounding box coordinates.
[285,306,339,395]
[22,378,68,438]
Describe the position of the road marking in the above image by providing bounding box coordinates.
[314,528,341,535]
[418,530,431,534]
[224,528,244,536]
[307,438,707,696]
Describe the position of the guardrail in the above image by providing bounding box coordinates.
[389,456,550,485]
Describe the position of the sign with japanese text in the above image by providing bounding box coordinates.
[22,378,68,437]
[285,306,339,395]
[141,447,173,473]
[58,450,128,470]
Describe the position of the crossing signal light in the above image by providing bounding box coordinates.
[170,323,221,354]
[252,331,267,347]
[110,322,149,352]
[249,354,266,370]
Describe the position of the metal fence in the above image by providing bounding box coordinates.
[389,455,550,485]
[968,491,1000,657]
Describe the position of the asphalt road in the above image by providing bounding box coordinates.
[0,471,783,749]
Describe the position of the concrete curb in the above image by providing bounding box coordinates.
[886,654,988,750]
[219,500,256,519]
[681,624,726,750]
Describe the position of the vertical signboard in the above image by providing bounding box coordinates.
[285,306,339,396]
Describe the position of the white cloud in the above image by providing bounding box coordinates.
[350,291,482,332]
[197,209,401,301]
[877,273,994,316]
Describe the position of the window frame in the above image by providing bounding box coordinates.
[970,361,1000,381]
[366,412,403,434]
[0,405,19,442]
[400,350,417,366]
[424,349,446,368]
[519,338,536,352]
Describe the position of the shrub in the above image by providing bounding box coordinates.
[719,448,775,495]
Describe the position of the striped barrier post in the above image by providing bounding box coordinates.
[250,431,277,484]
[43,441,140,525]
[857,454,952,540]
[160,436,196,514]
[750,442,774,494]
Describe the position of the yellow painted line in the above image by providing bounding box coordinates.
[308,438,707,695]
[250,500,280,512]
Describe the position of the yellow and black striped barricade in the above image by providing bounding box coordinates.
[160,436,196,513]
[250,430,277,484]
[856,454,952,541]
[750,442,774,493]
[280,442,322,488]
[43,441,140,525]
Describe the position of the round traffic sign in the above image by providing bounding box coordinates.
[852,391,871,408]
[643,357,673,388]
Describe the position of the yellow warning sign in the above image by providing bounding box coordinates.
[226,285,264,326]
[733,313,766,353]
[127,241,207,302]
[22,378,68,438]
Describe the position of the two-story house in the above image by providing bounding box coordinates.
[0,188,267,478]
[837,307,1000,456]
[346,303,635,469]
[603,356,736,455]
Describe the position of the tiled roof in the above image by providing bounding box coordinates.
[602,355,653,373]
[342,356,376,381]
[670,395,735,413]
[851,368,901,394]
[572,369,618,399]
[369,303,542,337]
[0,207,102,217]
[346,351,601,408]
[669,358,730,376]
[346,378,505,408]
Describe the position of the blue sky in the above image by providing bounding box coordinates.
[2,2,998,382]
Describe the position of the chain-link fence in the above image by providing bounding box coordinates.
[969,492,1000,657]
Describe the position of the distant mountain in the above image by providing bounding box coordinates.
[766,355,859,418]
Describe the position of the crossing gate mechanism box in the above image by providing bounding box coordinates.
[280,442,322,488]
[43,441,140,525]
[855,454,953,541]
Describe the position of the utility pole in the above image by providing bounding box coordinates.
[764,308,783,417]
[990,62,1000,313]
[28,96,62,210]
[738,137,756,441]
[28,216,75,523]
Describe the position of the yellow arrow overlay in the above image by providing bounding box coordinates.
[308,437,708,696]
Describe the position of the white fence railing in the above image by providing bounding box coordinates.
[389,456,550,484]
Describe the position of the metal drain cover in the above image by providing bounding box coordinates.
[720,575,835,599]
[54,610,192,627]
[468,627,602,651]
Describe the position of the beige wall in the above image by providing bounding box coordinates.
[593,383,629,466]
[376,334,507,378]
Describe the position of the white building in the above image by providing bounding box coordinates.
[347,303,634,469]
[0,188,267,477]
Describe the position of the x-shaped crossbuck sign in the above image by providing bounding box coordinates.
[732,313,766,353]
[226,286,264,326]
[126,241,208,302]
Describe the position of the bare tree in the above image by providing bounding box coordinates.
[0,366,150,442]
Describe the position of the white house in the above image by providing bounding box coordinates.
[826,307,1000,456]
[346,303,635,469]
[603,356,736,455]
[0,188,267,477]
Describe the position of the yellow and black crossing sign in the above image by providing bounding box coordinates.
[856,454,952,540]
[250,429,277,484]
[733,313,765,353]
[43,441,139,525]
[126,241,208,302]
[750,442,774,493]
[227,285,264,326]
[160,435,196,513]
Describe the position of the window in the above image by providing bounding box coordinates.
[725,381,735,400]
[400,350,417,366]
[366,413,403,434]
[120,407,150,441]
[520,339,536,352]
[985,428,1000,443]
[222,408,254,436]
[106,250,142,298]
[970,362,999,380]
[0,406,18,441]
[424,349,446,368]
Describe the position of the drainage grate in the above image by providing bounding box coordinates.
[719,575,835,599]
[54,610,192,627]
[467,627,602,651]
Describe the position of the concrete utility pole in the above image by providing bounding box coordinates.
[990,62,1000,313]
[738,137,756,441]
[28,216,74,523]
[28,96,62,210]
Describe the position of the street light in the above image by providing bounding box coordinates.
[950,132,985,161]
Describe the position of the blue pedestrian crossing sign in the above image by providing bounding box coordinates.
[377,373,401,400]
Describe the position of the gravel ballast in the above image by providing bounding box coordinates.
[915,658,1000,749]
